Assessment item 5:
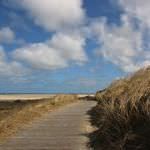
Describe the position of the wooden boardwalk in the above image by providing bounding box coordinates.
[0,101,96,150]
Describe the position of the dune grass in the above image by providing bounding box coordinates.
[0,94,78,142]
[89,67,150,150]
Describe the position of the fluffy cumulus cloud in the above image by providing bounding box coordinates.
[89,0,150,72]
[0,46,26,76]
[90,16,143,72]
[0,27,26,76]
[14,0,85,31]
[1,0,150,75]
[13,43,67,70]
[49,32,87,63]
[0,27,15,43]
[13,32,87,70]
[0,0,87,74]
[119,0,150,28]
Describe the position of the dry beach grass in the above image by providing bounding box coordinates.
[0,94,78,142]
[89,67,150,150]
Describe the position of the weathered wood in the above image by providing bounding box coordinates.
[0,101,96,150]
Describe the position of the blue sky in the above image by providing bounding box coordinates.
[0,0,150,93]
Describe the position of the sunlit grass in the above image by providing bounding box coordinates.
[90,67,150,150]
[0,94,78,142]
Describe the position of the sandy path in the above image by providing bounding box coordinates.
[0,101,96,150]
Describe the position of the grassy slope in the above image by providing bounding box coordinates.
[0,94,78,142]
[90,67,150,150]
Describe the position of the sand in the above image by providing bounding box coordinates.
[0,94,56,101]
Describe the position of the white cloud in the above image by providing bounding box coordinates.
[14,0,85,31]
[13,43,68,70]
[0,27,26,77]
[119,0,150,28]
[0,0,87,74]
[49,32,87,63]
[13,32,87,70]
[2,0,150,75]
[0,46,26,76]
[90,14,150,72]
[0,27,15,43]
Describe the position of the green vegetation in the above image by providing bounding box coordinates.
[0,94,78,141]
[89,67,150,150]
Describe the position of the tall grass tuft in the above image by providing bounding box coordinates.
[90,67,150,150]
